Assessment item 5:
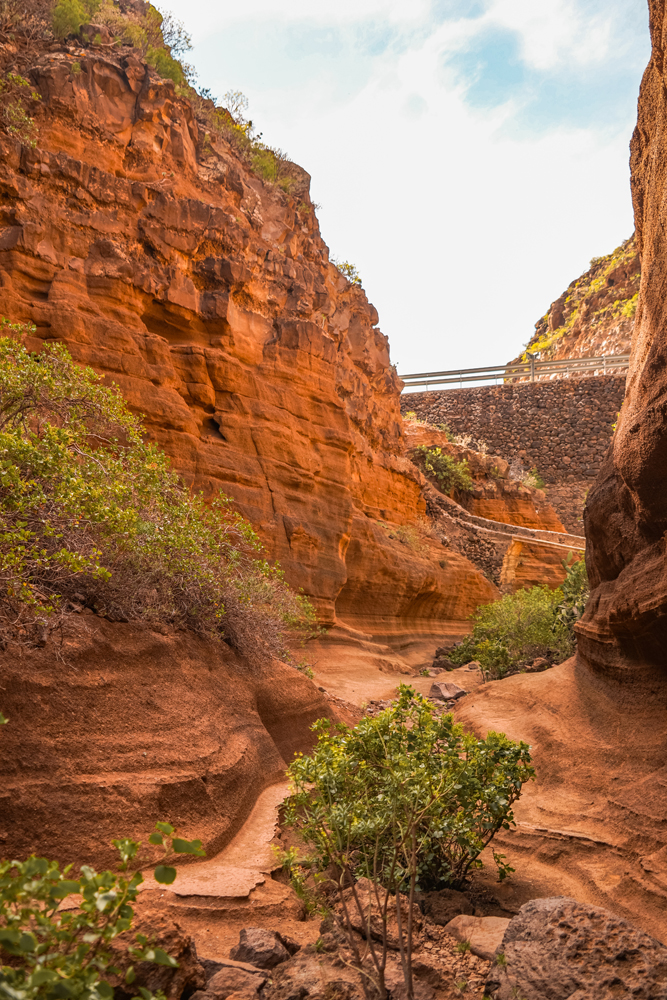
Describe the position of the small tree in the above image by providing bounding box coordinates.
[286,687,533,1000]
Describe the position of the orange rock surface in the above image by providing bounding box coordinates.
[0,44,497,644]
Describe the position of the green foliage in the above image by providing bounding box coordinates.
[450,557,588,678]
[522,467,545,490]
[413,446,472,495]
[0,74,41,147]
[331,260,362,286]
[0,820,207,1000]
[145,45,185,85]
[51,0,100,39]
[555,554,589,632]
[286,685,534,891]
[0,323,315,659]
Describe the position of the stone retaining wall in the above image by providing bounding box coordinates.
[402,375,627,534]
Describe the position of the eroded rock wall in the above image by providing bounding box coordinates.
[578,0,667,677]
[0,41,497,640]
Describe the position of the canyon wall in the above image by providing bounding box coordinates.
[0,39,497,644]
[402,377,624,533]
[578,0,667,678]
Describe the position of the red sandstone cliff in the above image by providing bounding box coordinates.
[579,0,667,677]
[0,37,498,644]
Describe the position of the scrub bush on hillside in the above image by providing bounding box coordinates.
[0,323,315,660]
[412,445,472,495]
[450,556,589,678]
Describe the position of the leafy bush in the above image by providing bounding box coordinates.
[413,445,472,494]
[451,557,588,678]
[331,260,362,287]
[0,73,41,147]
[0,823,205,1000]
[287,685,534,890]
[0,323,315,659]
[51,0,100,39]
[287,687,533,998]
[522,467,545,490]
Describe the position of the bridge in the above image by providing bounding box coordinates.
[400,352,631,391]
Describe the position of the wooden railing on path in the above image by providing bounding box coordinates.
[400,353,631,391]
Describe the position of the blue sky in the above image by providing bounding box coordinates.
[162,0,650,374]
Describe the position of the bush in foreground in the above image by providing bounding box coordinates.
[0,324,314,660]
[286,686,533,999]
[0,823,203,1000]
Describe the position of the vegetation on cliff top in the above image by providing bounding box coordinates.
[0,322,315,658]
[520,235,639,360]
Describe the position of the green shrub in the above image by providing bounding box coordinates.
[413,445,472,494]
[450,557,588,677]
[332,261,362,286]
[0,822,205,1000]
[522,467,545,490]
[287,686,533,999]
[0,73,41,147]
[145,45,185,85]
[0,323,315,660]
[287,685,534,891]
[52,0,100,39]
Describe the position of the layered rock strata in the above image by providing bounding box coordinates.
[0,617,348,866]
[0,40,496,642]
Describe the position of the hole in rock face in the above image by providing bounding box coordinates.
[202,416,226,441]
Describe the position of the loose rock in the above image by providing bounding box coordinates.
[429,681,467,702]
[485,897,667,999]
[230,928,290,970]
[444,915,509,962]
[421,888,474,926]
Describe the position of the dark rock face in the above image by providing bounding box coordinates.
[485,897,667,999]
[578,0,667,678]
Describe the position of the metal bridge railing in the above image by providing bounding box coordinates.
[399,353,631,390]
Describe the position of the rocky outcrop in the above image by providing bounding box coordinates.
[578,0,667,679]
[486,897,667,999]
[0,38,496,644]
[514,235,639,364]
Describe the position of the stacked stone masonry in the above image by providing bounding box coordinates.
[402,376,626,534]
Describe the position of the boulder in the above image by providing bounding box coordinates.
[230,928,290,970]
[431,657,458,671]
[444,914,509,962]
[421,888,474,926]
[485,897,667,999]
[206,966,267,1000]
[429,681,466,702]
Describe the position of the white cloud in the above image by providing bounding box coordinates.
[162,0,647,373]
